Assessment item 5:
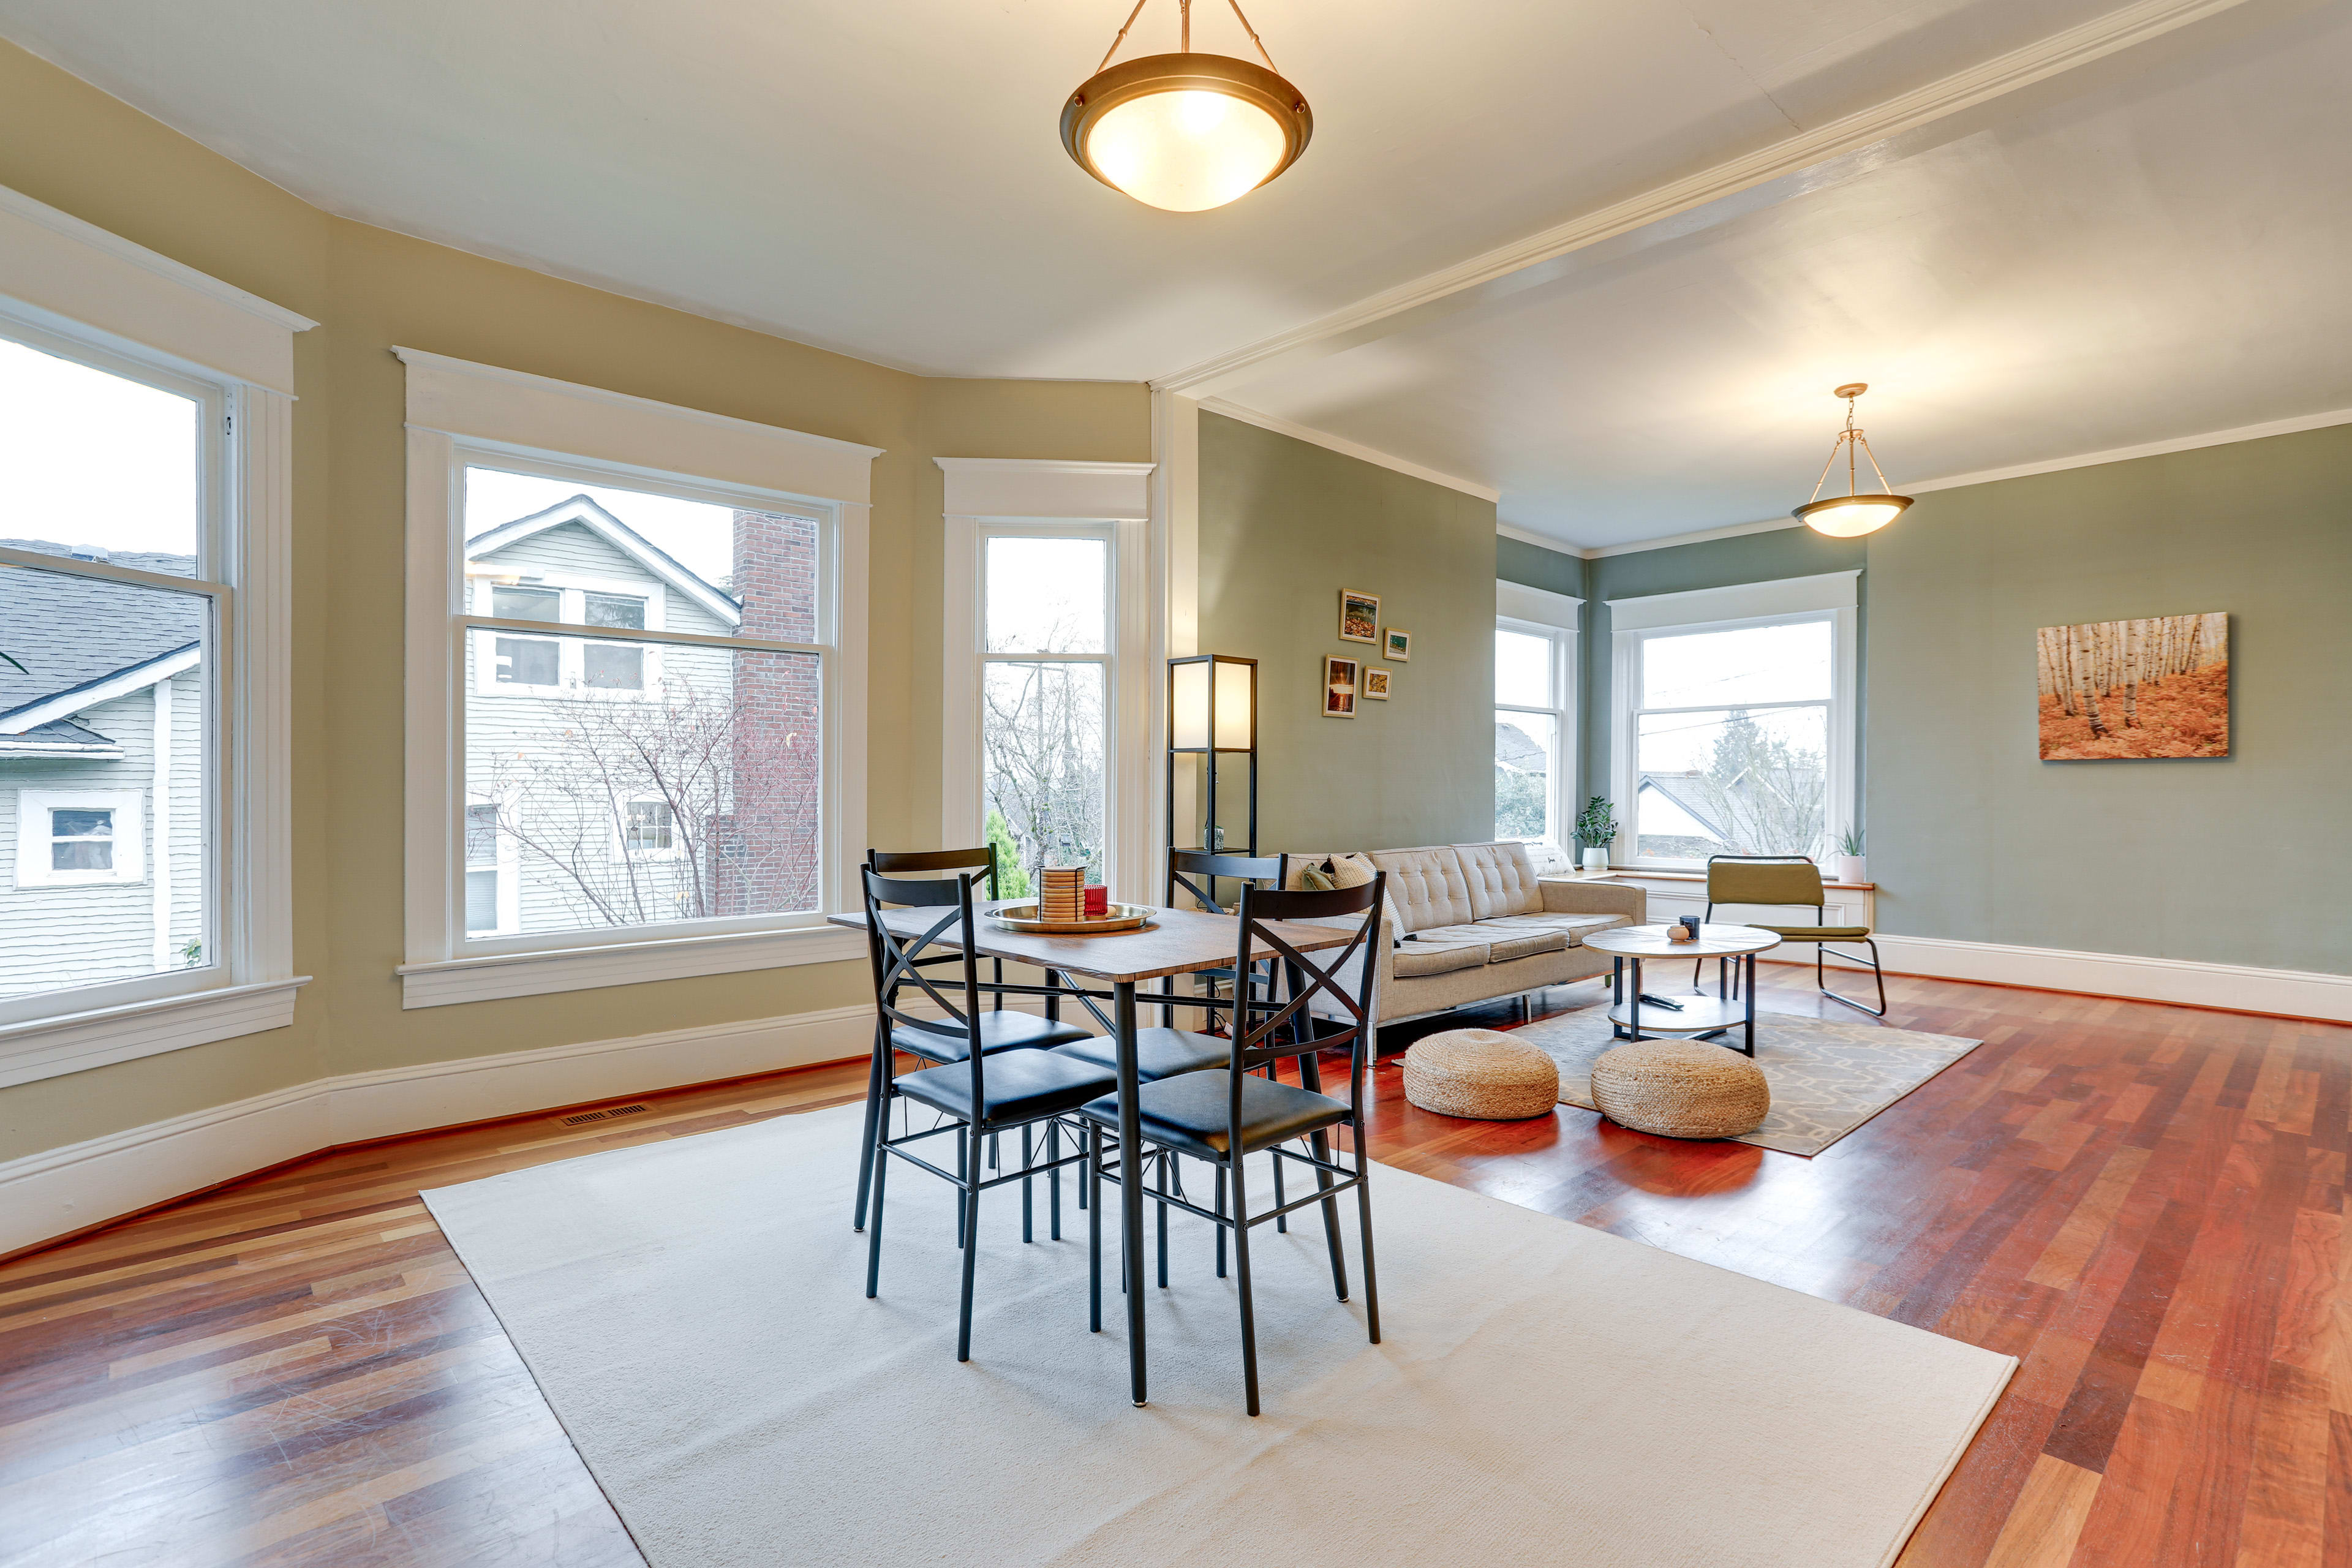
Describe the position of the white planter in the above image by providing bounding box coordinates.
[1836,854,1866,884]
[1581,848,1609,872]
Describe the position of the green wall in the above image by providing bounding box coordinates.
[1197,413,1498,853]
[0,39,1148,1168]
[1868,425,2352,974]
[1497,535,1588,599]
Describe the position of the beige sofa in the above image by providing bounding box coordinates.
[1287,842,1645,1025]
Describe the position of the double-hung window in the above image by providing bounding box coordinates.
[1492,582,1581,857]
[979,529,1112,892]
[1609,573,1858,869]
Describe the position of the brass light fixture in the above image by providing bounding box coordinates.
[1793,383,1913,538]
[1062,0,1312,212]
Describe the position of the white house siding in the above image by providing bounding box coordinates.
[0,673,204,1000]
[463,525,738,938]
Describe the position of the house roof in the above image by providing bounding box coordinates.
[1637,771,1733,845]
[466,496,741,630]
[1,541,205,735]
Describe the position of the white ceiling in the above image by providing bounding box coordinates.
[2,0,2340,546]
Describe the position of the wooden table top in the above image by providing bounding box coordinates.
[826,902,1359,984]
[1581,921,1782,959]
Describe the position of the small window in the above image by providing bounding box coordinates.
[49,807,117,872]
[584,592,647,630]
[13,790,145,889]
[464,804,506,935]
[494,636,561,687]
[582,644,645,690]
[625,801,675,854]
[492,584,562,622]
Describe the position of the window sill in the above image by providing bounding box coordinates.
[0,976,311,1090]
[396,922,867,1009]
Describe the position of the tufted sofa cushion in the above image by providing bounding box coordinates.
[1453,841,1545,921]
[1364,846,1474,933]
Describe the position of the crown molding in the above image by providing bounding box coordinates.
[1196,399,1501,503]
[1900,405,2352,496]
[1153,0,2255,399]
[1496,521,1583,554]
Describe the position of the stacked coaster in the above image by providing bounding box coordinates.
[1038,865,1086,922]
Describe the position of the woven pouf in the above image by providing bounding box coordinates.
[1589,1040,1770,1139]
[1401,1029,1561,1120]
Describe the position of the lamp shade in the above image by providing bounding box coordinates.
[1171,655,1254,750]
[1793,494,1912,537]
[1063,53,1311,213]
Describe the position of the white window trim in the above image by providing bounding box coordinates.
[15,790,145,887]
[938,459,1156,903]
[1494,583,1580,852]
[398,349,876,1008]
[1607,571,1859,872]
[0,183,307,1080]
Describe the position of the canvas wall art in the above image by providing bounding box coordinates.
[2037,611,2228,760]
[1323,655,1358,717]
[1340,590,1380,644]
[1363,668,1390,699]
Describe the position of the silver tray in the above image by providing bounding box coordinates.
[987,901,1156,935]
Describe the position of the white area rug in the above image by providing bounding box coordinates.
[423,1104,2012,1568]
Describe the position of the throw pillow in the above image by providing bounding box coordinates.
[1325,853,1378,889]
[1297,864,1336,891]
[1284,855,1332,891]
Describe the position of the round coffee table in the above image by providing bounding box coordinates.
[1580,923,1783,1056]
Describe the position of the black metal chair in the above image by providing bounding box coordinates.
[852,846,1090,1232]
[1166,849,1283,1033]
[859,865,1115,1361]
[1703,853,1887,1016]
[1077,873,1387,1415]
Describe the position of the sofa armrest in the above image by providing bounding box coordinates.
[1539,878,1646,924]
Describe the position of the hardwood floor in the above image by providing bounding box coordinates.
[2,970,2344,1566]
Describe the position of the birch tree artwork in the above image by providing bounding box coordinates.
[2037,612,2228,760]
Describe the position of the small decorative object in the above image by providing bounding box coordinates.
[1322,654,1358,717]
[1339,589,1381,644]
[1038,864,1087,922]
[990,901,1156,935]
[2037,612,2228,760]
[1382,627,1411,662]
[1834,824,1866,884]
[1668,916,1700,944]
[1574,795,1617,873]
[1083,884,1109,917]
[1792,383,1913,537]
[1362,668,1390,700]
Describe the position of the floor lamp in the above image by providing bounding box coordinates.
[1164,654,1258,909]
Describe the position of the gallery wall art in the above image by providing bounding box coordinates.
[1339,590,1380,644]
[2037,611,2228,760]
[1324,654,1359,717]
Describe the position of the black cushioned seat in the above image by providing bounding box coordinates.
[895,1048,1117,1126]
[891,1009,1090,1064]
[1077,1070,1348,1159]
[1050,1026,1231,1082]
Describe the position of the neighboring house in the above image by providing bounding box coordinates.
[1,541,206,999]
[461,496,821,939]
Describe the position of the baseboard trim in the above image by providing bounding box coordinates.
[0,1001,889,1261]
[1764,932,2351,1023]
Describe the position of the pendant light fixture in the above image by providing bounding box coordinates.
[1062,0,1312,213]
[1793,383,1913,538]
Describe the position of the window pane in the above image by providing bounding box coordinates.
[463,467,820,642]
[983,661,1106,883]
[582,644,645,690]
[585,592,646,629]
[626,801,674,851]
[1,336,201,575]
[492,585,562,622]
[1,562,211,998]
[494,637,560,687]
[464,636,820,933]
[465,868,500,933]
[465,804,499,865]
[986,537,1106,654]
[1494,711,1556,842]
[1496,628,1552,708]
[1642,620,1831,709]
[1635,706,1828,861]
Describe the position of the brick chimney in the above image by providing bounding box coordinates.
[720,511,822,914]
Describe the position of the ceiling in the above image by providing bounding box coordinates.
[2,0,2341,546]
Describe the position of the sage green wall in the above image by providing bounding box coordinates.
[1497,536,1588,599]
[1868,425,2352,974]
[1196,413,1498,854]
[0,39,1148,1167]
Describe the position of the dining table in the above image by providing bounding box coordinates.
[826,899,1360,1407]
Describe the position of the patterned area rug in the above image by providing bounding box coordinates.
[1511,1004,1981,1156]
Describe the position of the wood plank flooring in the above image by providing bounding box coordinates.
[1,970,2344,1566]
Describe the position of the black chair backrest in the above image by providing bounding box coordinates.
[1221,875,1387,1141]
[870,844,999,898]
[860,865,986,1096]
[1169,848,1280,913]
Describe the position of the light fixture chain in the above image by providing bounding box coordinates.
[1224,0,1281,70]
[1855,433,1894,493]
[1096,0,1153,73]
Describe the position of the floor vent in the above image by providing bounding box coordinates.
[559,1104,652,1128]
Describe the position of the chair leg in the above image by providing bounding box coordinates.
[1048,1121,1062,1241]
[1229,1152,1262,1417]
[1820,938,1890,1017]
[1156,1152,1170,1289]
[1353,1134,1381,1344]
[1087,1126,1103,1332]
[989,1131,999,1171]
[864,1113,891,1299]
[955,1125,968,1250]
[956,1149,982,1363]
[1214,1163,1228,1278]
[1308,1131,1349,1302]
[852,1033,886,1231]
[1022,1125,1035,1243]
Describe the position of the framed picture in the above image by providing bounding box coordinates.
[1382,627,1411,662]
[1363,668,1390,700]
[1323,655,1359,718]
[2037,611,2227,760]
[1339,590,1381,644]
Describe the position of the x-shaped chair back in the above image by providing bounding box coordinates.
[1223,874,1387,1134]
[860,864,987,1098]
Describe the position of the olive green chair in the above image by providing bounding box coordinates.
[1703,854,1886,1016]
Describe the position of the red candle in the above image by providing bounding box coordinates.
[1084,885,1109,917]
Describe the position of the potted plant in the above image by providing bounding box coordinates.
[1573,796,1618,873]
[1834,824,1866,884]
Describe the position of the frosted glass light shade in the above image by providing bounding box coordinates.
[1794,494,1912,537]
[1063,53,1311,212]
[1170,657,1253,750]
[1085,90,1286,211]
